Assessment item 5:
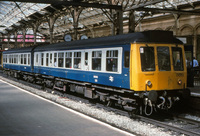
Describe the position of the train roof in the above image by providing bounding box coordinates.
[3,46,35,54]
[2,43,47,54]
[34,30,182,52]
[3,30,183,53]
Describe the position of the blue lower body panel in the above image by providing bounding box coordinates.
[4,64,32,73]
[34,66,130,89]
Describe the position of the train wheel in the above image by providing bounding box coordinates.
[106,100,114,107]
[128,108,140,119]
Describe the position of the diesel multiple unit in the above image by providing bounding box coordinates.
[2,31,189,116]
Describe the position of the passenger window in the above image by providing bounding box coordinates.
[11,55,13,63]
[74,52,81,69]
[3,55,5,63]
[157,47,171,71]
[8,55,9,63]
[41,53,44,66]
[10,55,11,63]
[85,52,89,70]
[46,53,49,66]
[14,55,16,64]
[54,53,57,67]
[12,55,15,64]
[19,55,21,64]
[21,54,24,64]
[124,51,130,68]
[15,55,18,64]
[6,55,8,63]
[24,54,27,65]
[12,55,14,64]
[92,51,102,71]
[28,54,30,65]
[172,47,184,71]
[140,47,155,71]
[65,52,72,68]
[9,55,11,63]
[50,53,52,66]
[36,54,38,65]
[58,52,64,67]
[106,50,118,72]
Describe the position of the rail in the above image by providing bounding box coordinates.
[137,115,200,136]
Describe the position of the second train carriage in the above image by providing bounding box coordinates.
[2,31,190,116]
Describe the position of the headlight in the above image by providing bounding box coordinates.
[146,80,152,87]
[178,79,182,85]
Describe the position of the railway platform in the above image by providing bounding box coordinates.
[188,87,200,111]
[190,87,200,97]
[0,79,133,136]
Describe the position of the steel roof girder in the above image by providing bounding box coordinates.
[0,0,122,10]
[136,7,200,15]
[125,0,167,11]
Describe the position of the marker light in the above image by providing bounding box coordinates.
[178,79,182,85]
[146,80,152,87]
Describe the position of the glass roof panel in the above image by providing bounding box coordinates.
[0,0,199,35]
[0,1,49,33]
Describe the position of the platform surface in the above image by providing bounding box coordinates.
[190,87,200,97]
[0,80,132,136]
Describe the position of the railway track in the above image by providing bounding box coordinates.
[139,115,200,136]
[1,72,200,136]
[95,102,200,136]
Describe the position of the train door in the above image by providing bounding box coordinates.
[34,53,41,73]
[184,45,194,87]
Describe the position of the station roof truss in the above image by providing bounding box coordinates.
[0,0,200,41]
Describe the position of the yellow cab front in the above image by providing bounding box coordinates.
[130,43,187,92]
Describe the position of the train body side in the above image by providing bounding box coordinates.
[0,51,3,68]
[33,44,131,89]
[3,53,32,73]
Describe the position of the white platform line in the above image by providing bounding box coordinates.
[191,92,200,97]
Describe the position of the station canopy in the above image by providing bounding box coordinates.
[0,0,199,39]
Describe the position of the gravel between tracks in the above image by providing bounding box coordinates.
[0,75,183,136]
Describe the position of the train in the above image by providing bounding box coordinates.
[0,50,4,69]
[2,30,190,116]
